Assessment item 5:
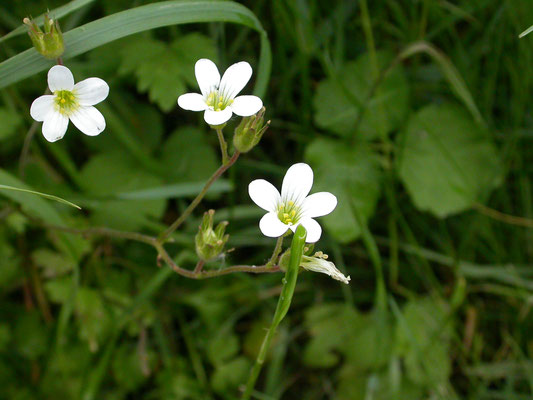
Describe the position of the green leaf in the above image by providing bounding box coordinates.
[399,41,484,126]
[160,127,218,183]
[0,0,271,98]
[33,248,74,277]
[396,103,503,217]
[79,152,165,230]
[314,51,409,139]
[211,357,251,395]
[14,311,48,359]
[207,333,240,366]
[112,343,155,391]
[0,184,81,209]
[115,180,232,200]
[0,108,22,140]
[75,288,113,352]
[394,297,452,386]
[303,304,363,368]
[0,169,82,259]
[520,25,533,38]
[305,138,382,242]
[120,34,216,111]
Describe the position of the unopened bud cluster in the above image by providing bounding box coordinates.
[24,15,65,60]
[233,107,270,153]
[195,209,229,261]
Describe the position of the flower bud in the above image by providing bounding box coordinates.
[233,107,270,153]
[195,209,229,261]
[23,15,65,60]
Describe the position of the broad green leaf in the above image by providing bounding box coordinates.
[211,357,251,395]
[396,103,503,217]
[394,298,452,386]
[120,34,216,111]
[161,127,218,183]
[33,248,74,277]
[0,108,22,140]
[314,51,409,139]
[79,152,165,230]
[336,367,423,400]
[14,311,48,359]
[207,333,240,366]
[0,0,271,98]
[75,288,113,352]
[112,343,155,391]
[303,304,363,368]
[305,138,382,242]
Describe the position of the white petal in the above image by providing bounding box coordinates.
[204,108,232,125]
[48,65,74,92]
[259,212,289,238]
[300,256,350,284]
[248,179,281,212]
[281,163,314,205]
[178,93,208,111]
[195,59,220,97]
[219,61,252,100]
[42,111,69,142]
[303,192,337,218]
[231,95,263,117]
[70,106,106,136]
[300,218,322,243]
[74,78,109,106]
[30,95,55,121]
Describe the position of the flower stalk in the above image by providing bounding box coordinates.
[241,225,307,399]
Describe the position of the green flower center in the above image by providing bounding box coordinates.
[54,90,79,115]
[277,200,303,225]
[206,90,233,111]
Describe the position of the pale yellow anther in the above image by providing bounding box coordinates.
[60,98,66,104]
[290,210,296,217]
[288,201,294,206]
[283,213,289,219]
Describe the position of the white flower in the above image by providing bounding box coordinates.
[30,65,109,142]
[177,58,263,126]
[300,253,351,284]
[248,163,337,243]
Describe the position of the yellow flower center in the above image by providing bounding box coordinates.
[277,200,302,225]
[54,90,79,115]
[206,90,233,111]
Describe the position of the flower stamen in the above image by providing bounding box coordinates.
[206,90,233,111]
[277,199,302,225]
[54,90,79,115]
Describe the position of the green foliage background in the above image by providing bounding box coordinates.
[1,0,533,399]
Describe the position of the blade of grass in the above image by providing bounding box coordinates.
[399,41,485,126]
[0,0,271,97]
[0,183,81,209]
[0,0,96,43]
